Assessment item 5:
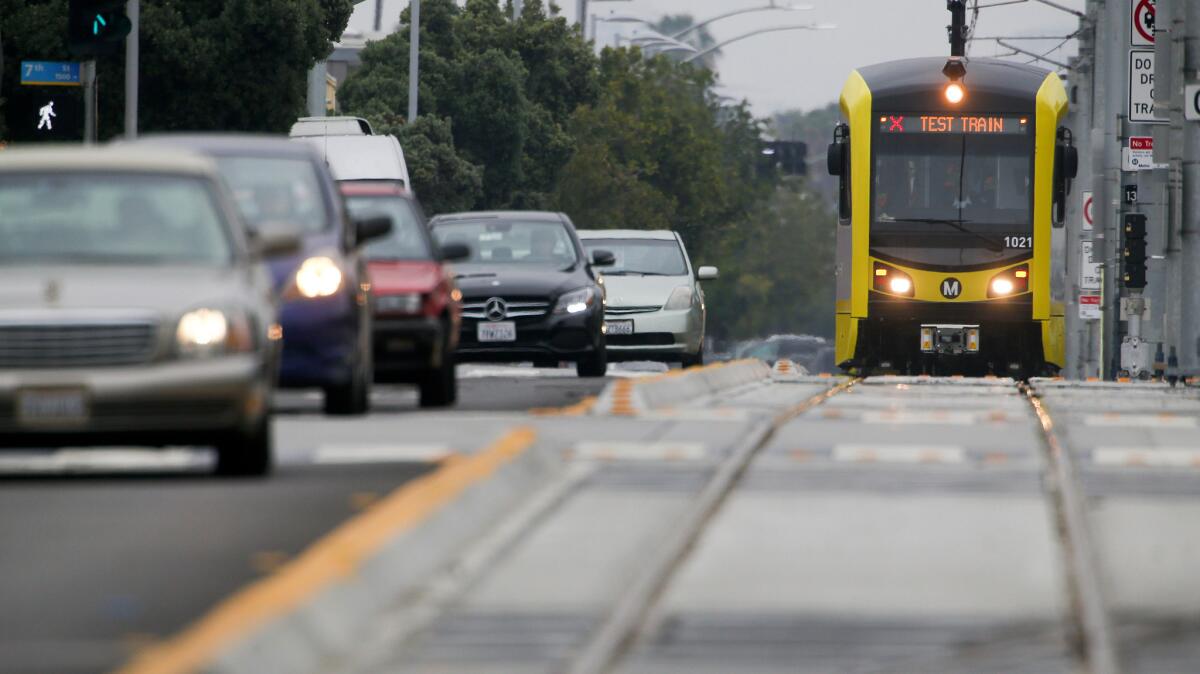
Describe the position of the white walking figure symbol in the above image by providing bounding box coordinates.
[38,101,56,130]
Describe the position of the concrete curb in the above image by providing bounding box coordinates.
[591,359,772,416]
[117,429,557,674]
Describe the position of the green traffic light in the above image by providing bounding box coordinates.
[93,14,106,36]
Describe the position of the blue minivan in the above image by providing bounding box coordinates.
[132,135,391,414]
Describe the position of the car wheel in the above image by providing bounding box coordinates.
[682,350,704,369]
[419,359,457,408]
[325,358,370,416]
[577,347,608,378]
[215,417,273,477]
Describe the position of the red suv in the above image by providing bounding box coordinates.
[339,183,467,407]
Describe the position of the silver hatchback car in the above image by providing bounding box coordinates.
[578,230,717,367]
[0,148,295,475]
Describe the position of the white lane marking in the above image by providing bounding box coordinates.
[1093,447,1200,468]
[313,444,452,465]
[572,442,708,462]
[639,408,751,422]
[833,444,965,464]
[0,449,210,473]
[1083,414,1198,429]
[861,410,981,425]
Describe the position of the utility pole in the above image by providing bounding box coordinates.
[1179,1,1200,378]
[82,60,97,144]
[124,0,138,138]
[407,0,420,123]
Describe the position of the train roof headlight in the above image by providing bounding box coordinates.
[945,82,965,104]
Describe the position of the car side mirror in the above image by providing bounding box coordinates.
[250,225,302,259]
[439,241,471,262]
[354,215,393,245]
[591,249,616,266]
[697,265,719,281]
[829,122,851,225]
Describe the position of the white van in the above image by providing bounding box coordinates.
[294,134,412,189]
[289,116,375,137]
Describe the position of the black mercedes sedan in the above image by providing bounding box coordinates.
[428,211,613,377]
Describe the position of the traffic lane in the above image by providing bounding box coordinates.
[0,461,432,674]
[271,367,614,416]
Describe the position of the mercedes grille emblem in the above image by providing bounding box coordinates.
[484,297,508,322]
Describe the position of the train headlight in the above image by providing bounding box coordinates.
[890,277,913,294]
[987,265,1029,298]
[945,82,965,104]
[873,263,914,297]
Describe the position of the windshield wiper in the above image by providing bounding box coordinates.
[881,218,1005,252]
[602,271,674,276]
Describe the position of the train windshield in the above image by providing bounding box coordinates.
[871,130,1033,267]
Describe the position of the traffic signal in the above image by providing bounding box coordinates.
[760,140,808,177]
[68,0,132,58]
[1122,213,1148,289]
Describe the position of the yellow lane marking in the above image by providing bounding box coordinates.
[115,427,536,674]
[529,396,598,417]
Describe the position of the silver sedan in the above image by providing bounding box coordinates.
[0,148,296,475]
[578,229,717,367]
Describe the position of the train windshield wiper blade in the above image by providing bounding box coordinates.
[886,218,1005,252]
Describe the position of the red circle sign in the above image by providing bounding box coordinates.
[1135,0,1155,44]
[1084,195,1094,226]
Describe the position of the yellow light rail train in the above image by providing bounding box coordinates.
[827,31,1077,377]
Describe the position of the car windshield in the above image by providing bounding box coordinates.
[0,173,232,265]
[582,238,688,276]
[432,220,578,267]
[215,156,328,234]
[344,195,433,261]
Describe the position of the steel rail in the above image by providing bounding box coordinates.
[1023,383,1122,674]
[562,377,860,674]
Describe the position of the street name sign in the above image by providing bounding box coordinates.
[19,61,81,86]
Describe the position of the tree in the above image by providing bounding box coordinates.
[704,182,837,340]
[556,49,767,262]
[0,0,353,140]
[651,14,721,69]
[370,114,482,214]
[340,0,597,210]
[772,102,841,207]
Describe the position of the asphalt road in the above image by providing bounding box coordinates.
[0,369,612,674]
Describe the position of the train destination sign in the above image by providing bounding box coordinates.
[878,114,1028,135]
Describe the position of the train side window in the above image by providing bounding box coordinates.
[828,123,851,224]
[1052,126,1078,228]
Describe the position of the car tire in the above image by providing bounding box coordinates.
[682,350,704,369]
[325,359,370,416]
[419,360,457,408]
[215,417,273,477]
[577,347,608,378]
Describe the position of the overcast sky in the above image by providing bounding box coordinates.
[347,0,1085,116]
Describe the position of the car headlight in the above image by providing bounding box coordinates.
[177,308,229,356]
[554,287,597,315]
[376,292,424,315]
[664,286,693,310]
[295,256,343,298]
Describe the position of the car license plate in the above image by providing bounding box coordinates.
[606,320,634,336]
[17,389,88,426]
[477,321,516,342]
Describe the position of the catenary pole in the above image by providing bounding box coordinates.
[408,0,420,123]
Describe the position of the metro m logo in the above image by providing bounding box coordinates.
[940,278,963,299]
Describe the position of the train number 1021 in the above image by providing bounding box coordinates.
[1004,236,1032,249]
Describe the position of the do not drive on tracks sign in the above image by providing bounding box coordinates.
[1128,50,1163,124]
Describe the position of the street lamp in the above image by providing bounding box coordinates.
[684,23,836,63]
[671,1,813,41]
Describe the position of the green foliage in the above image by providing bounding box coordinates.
[557,49,768,262]
[339,0,596,211]
[704,182,838,339]
[0,0,353,140]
